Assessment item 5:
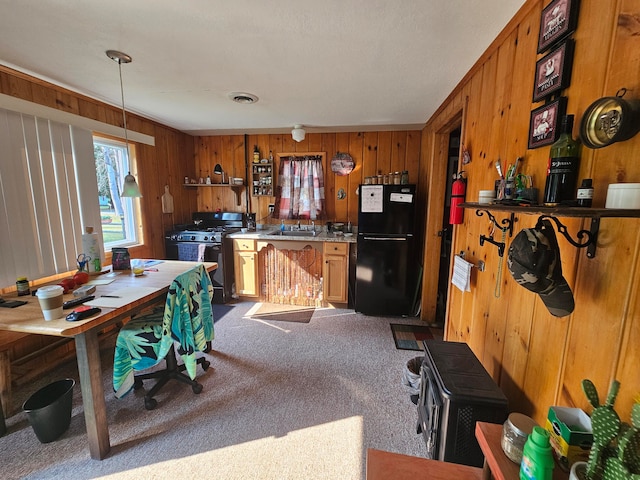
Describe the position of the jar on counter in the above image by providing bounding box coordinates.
[16,277,30,296]
[401,170,409,184]
[501,412,538,464]
[393,172,401,184]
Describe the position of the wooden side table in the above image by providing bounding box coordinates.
[366,448,483,480]
[475,422,568,480]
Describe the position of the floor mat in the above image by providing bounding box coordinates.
[390,323,435,351]
[248,303,315,323]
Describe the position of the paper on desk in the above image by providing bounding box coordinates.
[86,272,121,285]
[84,287,158,308]
[452,255,472,292]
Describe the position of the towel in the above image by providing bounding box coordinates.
[177,243,206,261]
[452,255,473,292]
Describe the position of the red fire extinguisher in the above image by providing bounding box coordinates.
[449,171,466,225]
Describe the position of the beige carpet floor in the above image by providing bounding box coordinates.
[1,302,427,480]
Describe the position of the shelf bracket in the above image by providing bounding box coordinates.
[479,234,505,257]
[475,209,516,237]
[536,215,595,252]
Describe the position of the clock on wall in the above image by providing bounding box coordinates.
[330,152,354,176]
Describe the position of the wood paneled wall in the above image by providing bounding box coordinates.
[193,131,422,227]
[420,0,640,422]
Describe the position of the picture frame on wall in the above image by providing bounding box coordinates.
[537,0,580,53]
[533,39,574,103]
[528,97,567,149]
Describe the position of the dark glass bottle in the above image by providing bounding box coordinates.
[543,115,581,206]
[576,179,594,207]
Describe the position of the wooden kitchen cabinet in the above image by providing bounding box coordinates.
[233,239,258,297]
[323,242,349,303]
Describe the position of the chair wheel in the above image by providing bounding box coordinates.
[133,378,143,390]
[144,397,158,410]
[192,383,203,394]
[201,360,210,371]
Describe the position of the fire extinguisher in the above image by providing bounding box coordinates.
[449,171,466,225]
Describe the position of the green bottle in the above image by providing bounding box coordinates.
[520,426,555,480]
[543,114,581,206]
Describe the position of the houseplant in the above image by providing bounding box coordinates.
[581,379,640,480]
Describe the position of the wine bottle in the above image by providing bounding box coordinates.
[543,114,581,206]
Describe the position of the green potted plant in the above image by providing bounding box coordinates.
[578,379,640,480]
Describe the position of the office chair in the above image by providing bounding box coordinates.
[113,264,214,410]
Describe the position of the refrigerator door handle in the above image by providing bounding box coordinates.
[362,236,407,241]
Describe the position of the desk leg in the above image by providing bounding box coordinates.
[75,331,110,459]
[482,459,492,480]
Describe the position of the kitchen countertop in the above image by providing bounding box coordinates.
[227,227,356,243]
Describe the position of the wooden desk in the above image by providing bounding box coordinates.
[475,422,568,480]
[366,448,483,480]
[0,260,216,460]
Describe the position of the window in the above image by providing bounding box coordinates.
[273,153,326,220]
[93,136,140,249]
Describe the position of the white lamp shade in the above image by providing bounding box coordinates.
[121,173,142,197]
[292,125,306,142]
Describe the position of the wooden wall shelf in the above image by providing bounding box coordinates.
[183,183,245,206]
[460,202,640,259]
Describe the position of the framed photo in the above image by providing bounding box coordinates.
[533,39,574,102]
[528,97,567,149]
[537,0,580,53]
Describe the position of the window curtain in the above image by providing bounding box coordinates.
[0,108,102,288]
[274,155,325,220]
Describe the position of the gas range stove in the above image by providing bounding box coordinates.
[166,211,244,244]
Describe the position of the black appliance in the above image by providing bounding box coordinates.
[417,340,508,468]
[164,212,243,304]
[355,184,417,315]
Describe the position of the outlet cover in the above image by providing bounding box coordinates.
[268,204,275,213]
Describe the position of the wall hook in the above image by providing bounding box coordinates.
[479,234,505,257]
[536,215,594,248]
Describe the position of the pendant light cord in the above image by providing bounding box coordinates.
[116,60,130,149]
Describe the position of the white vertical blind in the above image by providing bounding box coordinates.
[0,107,102,288]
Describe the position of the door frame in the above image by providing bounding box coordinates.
[420,103,466,326]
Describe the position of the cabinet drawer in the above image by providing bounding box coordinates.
[324,242,348,255]
[233,239,256,251]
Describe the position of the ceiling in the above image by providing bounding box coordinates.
[0,0,526,136]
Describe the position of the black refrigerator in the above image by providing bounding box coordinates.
[355,184,417,315]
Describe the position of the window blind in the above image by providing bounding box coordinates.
[0,108,102,288]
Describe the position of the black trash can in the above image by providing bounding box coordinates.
[22,378,75,443]
[402,356,423,404]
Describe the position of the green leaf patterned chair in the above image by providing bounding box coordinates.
[113,264,214,410]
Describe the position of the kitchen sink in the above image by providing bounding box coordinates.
[268,230,318,237]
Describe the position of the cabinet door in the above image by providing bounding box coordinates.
[234,251,258,296]
[323,253,348,303]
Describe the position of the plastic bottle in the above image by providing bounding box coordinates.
[576,178,594,207]
[543,114,581,206]
[281,220,285,232]
[519,426,555,480]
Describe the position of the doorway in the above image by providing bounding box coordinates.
[434,127,461,326]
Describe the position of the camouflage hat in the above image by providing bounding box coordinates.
[507,219,574,317]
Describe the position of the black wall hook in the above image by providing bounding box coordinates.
[480,234,505,257]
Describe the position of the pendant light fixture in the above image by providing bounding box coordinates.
[106,50,142,198]
[291,124,306,142]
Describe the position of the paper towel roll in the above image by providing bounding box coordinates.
[82,227,103,273]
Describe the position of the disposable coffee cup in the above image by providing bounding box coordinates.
[36,285,64,321]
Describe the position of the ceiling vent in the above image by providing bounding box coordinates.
[228,92,259,104]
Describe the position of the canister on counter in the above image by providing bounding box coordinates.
[16,277,30,296]
[501,412,538,464]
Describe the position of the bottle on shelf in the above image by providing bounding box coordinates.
[269,150,274,162]
[543,114,581,206]
[576,178,594,207]
[253,145,260,163]
[519,426,554,480]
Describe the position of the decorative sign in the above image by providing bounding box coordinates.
[528,97,567,149]
[533,40,574,103]
[330,152,354,176]
[537,0,581,53]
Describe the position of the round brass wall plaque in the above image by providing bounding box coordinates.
[579,89,640,149]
